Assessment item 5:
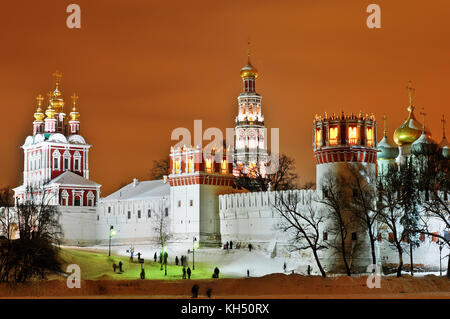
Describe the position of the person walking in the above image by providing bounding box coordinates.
[182,267,186,279]
[154,252,157,262]
[230,241,233,249]
[248,243,252,252]
[214,267,220,279]
[247,269,250,278]
[187,267,192,279]
[118,261,123,272]
[113,263,117,273]
[283,262,287,272]
[175,256,179,266]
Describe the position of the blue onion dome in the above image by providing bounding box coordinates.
[377,135,399,159]
[411,131,438,156]
[439,136,450,159]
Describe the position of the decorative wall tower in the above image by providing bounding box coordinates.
[169,145,234,247]
[313,111,378,188]
[234,41,268,177]
[313,111,378,273]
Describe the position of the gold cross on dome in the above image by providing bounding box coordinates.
[442,115,447,139]
[71,93,79,104]
[36,94,43,106]
[407,81,415,106]
[52,70,62,84]
[247,36,251,63]
[383,114,387,136]
[420,107,426,131]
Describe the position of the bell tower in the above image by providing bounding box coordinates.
[233,41,268,177]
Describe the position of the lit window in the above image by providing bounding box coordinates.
[315,128,322,148]
[366,127,373,147]
[348,126,358,145]
[221,160,228,174]
[205,158,212,173]
[175,159,181,174]
[329,127,338,145]
[187,158,194,173]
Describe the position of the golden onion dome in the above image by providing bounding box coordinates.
[393,106,431,146]
[50,88,65,113]
[69,93,80,121]
[33,94,45,122]
[45,92,56,119]
[240,62,258,79]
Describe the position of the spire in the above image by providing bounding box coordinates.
[52,70,62,92]
[420,107,426,132]
[442,115,447,139]
[247,36,251,64]
[406,80,415,113]
[45,91,55,119]
[383,114,387,137]
[34,94,45,122]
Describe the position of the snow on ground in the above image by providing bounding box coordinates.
[65,242,296,278]
[63,243,446,278]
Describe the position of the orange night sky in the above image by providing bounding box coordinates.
[0,0,449,195]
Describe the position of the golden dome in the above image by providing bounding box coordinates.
[33,94,45,122]
[45,92,56,119]
[69,93,80,121]
[240,62,258,79]
[49,70,65,113]
[393,105,430,146]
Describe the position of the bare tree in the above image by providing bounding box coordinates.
[272,191,328,277]
[416,153,450,277]
[151,200,170,270]
[234,153,299,192]
[0,187,63,283]
[317,172,357,276]
[377,167,408,277]
[347,164,379,266]
[149,156,170,180]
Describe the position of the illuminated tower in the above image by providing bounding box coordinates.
[313,111,378,188]
[233,42,268,177]
[313,111,378,273]
[169,145,234,247]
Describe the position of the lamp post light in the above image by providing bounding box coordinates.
[108,225,116,257]
[193,237,197,270]
[438,240,443,276]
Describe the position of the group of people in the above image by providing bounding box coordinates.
[223,241,251,251]
[182,266,192,279]
[112,261,123,273]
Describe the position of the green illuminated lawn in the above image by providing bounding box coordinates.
[60,248,226,280]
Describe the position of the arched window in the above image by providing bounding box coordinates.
[52,150,61,170]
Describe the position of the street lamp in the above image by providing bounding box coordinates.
[438,240,444,276]
[193,237,197,270]
[108,225,116,257]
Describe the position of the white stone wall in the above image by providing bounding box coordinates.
[96,196,169,245]
[59,206,97,246]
